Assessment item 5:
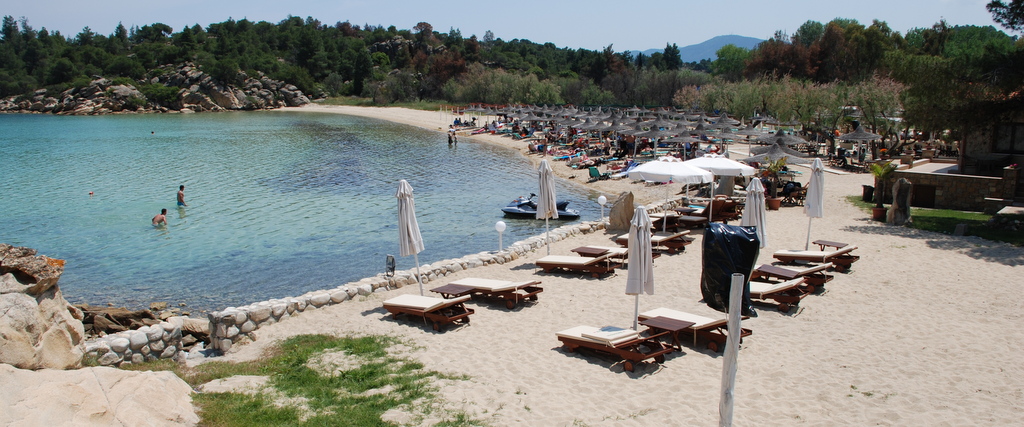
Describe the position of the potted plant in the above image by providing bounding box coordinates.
[878,148,888,160]
[869,161,897,221]
[763,157,787,210]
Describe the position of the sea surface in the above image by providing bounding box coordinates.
[0,111,602,312]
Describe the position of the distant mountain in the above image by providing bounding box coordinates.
[626,35,764,63]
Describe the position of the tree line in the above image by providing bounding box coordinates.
[1,6,1022,137]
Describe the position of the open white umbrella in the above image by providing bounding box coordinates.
[628,157,714,231]
[683,154,756,177]
[803,158,825,250]
[536,160,558,255]
[625,205,654,331]
[682,154,755,219]
[740,178,767,248]
[396,179,425,295]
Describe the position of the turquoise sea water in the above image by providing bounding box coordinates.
[0,111,600,312]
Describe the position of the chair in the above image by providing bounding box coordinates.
[752,263,833,290]
[535,253,621,277]
[587,166,610,182]
[614,230,694,254]
[555,325,674,372]
[748,278,810,313]
[382,294,474,331]
[782,185,807,206]
[709,197,741,223]
[637,308,752,353]
[773,245,860,273]
[431,278,543,309]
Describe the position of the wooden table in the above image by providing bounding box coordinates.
[811,240,848,251]
[639,316,696,351]
[429,284,477,299]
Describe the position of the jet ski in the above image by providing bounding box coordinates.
[501,193,581,220]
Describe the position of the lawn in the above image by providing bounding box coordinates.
[845,195,1024,246]
[124,334,480,426]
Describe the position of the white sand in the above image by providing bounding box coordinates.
[217,104,1024,425]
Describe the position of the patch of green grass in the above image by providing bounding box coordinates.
[315,97,444,111]
[844,196,1024,246]
[127,334,479,426]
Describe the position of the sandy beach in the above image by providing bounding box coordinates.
[217,104,1024,425]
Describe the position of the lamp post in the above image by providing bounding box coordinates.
[597,195,607,224]
[495,220,506,252]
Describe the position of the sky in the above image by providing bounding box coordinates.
[4,0,1013,51]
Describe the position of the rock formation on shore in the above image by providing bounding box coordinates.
[0,62,311,115]
[0,244,85,370]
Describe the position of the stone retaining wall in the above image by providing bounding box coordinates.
[82,198,686,365]
[893,166,1017,212]
[83,320,185,366]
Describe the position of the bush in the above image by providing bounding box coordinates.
[138,83,181,105]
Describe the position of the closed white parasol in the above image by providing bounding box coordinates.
[740,178,767,248]
[536,159,558,255]
[396,179,425,295]
[803,158,825,250]
[625,205,654,331]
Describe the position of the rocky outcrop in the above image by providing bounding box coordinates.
[0,244,86,370]
[369,36,447,57]
[0,363,198,426]
[0,62,311,115]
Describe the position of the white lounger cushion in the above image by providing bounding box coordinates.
[556,325,638,346]
[651,231,690,244]
[774,245,858,260]
[537,255,605,266]
[775,262,832,275]
[585,246,629,256]
[448,278,518,292]
[748,278,803,296]
[384,294,471,312]
[638,308,721,329]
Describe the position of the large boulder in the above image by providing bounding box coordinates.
[607,192,636,232]
[0,244,86,369]
[0,363,198,426]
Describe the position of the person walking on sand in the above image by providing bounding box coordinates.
[177,185,187,207]
[153,209,168,226]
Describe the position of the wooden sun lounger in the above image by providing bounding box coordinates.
[614,230,694,254]
[431,278,543,309]
[638,308,752,352]
[772,245,860,273]
[752,263,834,290]
[555,325,675,372]
[748,278,810,313]
[382,294,474,331]
[535,254,621,278]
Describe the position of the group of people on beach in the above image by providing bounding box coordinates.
[152,185,187,227]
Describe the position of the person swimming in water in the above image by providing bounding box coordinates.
[153,208,168,226]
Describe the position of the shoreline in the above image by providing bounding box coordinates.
[278,104,675,207]
[193,105,1024,425]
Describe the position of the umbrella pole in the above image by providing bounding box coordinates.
[663,185,670,233]
[545,218,551,255]
[633,294,640,331]
[414,253,423,296]
[805,218,814,251]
